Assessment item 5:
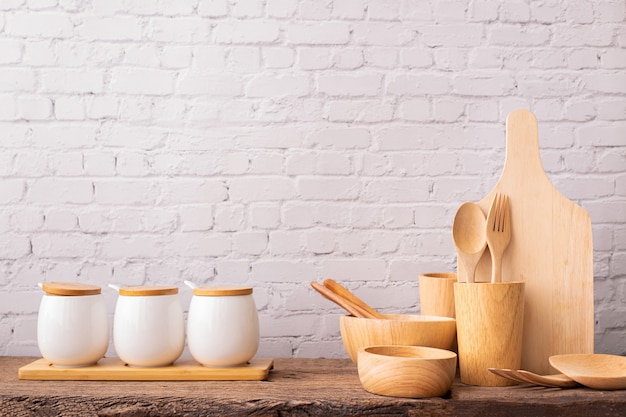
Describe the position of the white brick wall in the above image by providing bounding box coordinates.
[0,0,624,359]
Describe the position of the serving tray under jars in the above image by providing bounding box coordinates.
[18,357,274,381]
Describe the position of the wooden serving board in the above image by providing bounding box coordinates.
[466,110,594,375]
[18,357,274,381]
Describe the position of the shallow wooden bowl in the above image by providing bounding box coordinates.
[358,345,457,398]
[340,314,456,363]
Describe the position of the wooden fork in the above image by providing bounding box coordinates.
[486,193,511,283]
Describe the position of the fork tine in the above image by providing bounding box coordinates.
[490,193,496,231]
[495,193,501,232]
[498,194,507,232]
[503,195,510,233]
[497,194,505,232]
[493,193,501,231]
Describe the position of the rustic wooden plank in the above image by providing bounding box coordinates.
[2,356,626,417]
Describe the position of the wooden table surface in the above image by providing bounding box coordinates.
[1,356,625,416]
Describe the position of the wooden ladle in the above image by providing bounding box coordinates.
[452,202,487,283]
[310,280,383,319]
[549,354,626,390]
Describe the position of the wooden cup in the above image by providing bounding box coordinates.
[419,272,457,318]
[454,281,525,386]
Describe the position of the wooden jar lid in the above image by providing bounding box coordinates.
[41,282,102,296]
[193,286,253,296]
[119,286,179,296]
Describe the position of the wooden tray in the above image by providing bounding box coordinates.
[18,357,274,381]
[464,110,594,375]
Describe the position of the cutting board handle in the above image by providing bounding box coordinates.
[501,110,550,186]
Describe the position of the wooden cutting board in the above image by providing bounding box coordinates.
[468,110,594,374]
[18,357,274,381]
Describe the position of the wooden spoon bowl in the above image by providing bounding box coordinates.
[452,202,487,283]
[549,354,626,390]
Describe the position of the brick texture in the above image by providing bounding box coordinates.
[0,1,624,359]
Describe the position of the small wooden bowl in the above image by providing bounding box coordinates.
[340,314,456,363]
[358,345,457,398]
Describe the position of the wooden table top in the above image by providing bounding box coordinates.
[1,356,625,416]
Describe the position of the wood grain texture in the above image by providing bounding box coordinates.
[467,110,594,374]
[419,272,457,318]
[18,357,273,381]
[485,193,511,283]
[454,282,525,386]
[549,354,626,390]
[2,356,626,417]
[192,286,253,296]
[41,281,101,296]
[118,286,179,296]
[340,314,457,363]
[488,368,580,388]
[357,346,456,398]
[311,281,373,318]
[452,202,487,283]
[323,279,383,318]
[516,370,580,388]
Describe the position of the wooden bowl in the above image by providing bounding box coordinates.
[358,345,457,398]
[340,314,456,363]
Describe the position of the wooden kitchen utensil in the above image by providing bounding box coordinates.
[485,193,511,283]
[487,368,526,384]
[473,110,594,374]
[323,279,384,319]
[488,368,579,388]
[452,202,487,283]
[549,354,626,390]
[454,281,525,386]
[310,281,376,319]
[515,370,580,388]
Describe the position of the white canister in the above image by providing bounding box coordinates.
[37,282,109,367]
[187,286,259,367]
[113,286,184,367]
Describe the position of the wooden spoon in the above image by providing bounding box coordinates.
[322,279,384,319]
[310,282,375,319]
[452,202,487,283]
[550,354,626,390]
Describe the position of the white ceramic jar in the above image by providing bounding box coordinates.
[113,286,184,367]
[37,282,109,367]
[187,286,259,367]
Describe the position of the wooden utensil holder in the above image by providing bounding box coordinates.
[454,281,524,386]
